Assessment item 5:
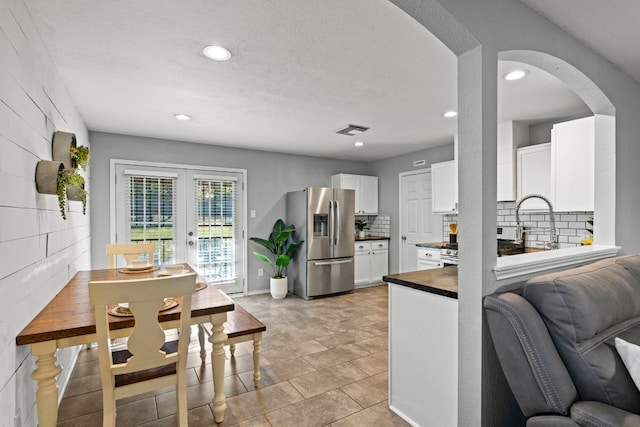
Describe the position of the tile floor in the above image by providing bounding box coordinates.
[57,284,410,426]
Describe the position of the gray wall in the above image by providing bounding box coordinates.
[370,142,454,274]
[0,1,91,425]
[89,131,369,293]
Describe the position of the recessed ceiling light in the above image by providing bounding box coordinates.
[443,111,458,118]
[203,45,231,61]
[174,114,192,121]
[354,141,365,147]
[505,69,528,81]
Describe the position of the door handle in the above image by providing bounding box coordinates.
[329,201,334,247]
[334,200,340,246]
[188,241,194,246]
[314,259,353,266]
[402,236,407,241]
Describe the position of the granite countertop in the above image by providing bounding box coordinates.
[355,235,390,241]
[383,266,458,299]
[415,241,450,249]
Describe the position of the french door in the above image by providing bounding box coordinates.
[112,161,246,294]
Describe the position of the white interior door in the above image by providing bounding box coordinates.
[113,161,246,294]
[399,169,442,272]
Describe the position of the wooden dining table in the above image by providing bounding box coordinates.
[16,266,235,426]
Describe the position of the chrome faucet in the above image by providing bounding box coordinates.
[515,194,558,250]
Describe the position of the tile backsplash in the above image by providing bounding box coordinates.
[357,214,390,237]
[443,202,593,249]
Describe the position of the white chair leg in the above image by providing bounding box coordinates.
[198,324,206,364]
[176,371,188,426]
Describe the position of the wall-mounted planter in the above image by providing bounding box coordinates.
[52,131,77,169]
[67,184,87,215]
[36,130,88,220]
[35,160,64,195]
[66,184,84,201]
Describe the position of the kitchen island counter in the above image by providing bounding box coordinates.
[383,266,458,299]
[387,267,458,425]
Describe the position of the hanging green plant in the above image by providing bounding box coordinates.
[69,145,89,170]
[58,169,87,219]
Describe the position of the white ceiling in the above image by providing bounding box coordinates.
[521,0,640,84]
[24,0,621,162]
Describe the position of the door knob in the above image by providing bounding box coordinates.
[188,241,194,246]
[188,231,194,236]
[401,236,407,241]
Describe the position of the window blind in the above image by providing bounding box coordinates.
[126,174,177,264]
[193,176,239,283]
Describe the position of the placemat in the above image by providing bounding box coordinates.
[108,298,179,317]
[119,265,160,274]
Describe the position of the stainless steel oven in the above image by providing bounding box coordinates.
[440,245,458,266]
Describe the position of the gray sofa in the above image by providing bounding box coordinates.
[484,254,640,426]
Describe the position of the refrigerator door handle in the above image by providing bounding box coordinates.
[313,259,353,266]
[329,200,334,247]
[334,200,340,246]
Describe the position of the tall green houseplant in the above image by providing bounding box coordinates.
[250,219,304,279]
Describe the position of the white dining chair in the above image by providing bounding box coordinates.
[106,242,156,268]
[89,273,197,426]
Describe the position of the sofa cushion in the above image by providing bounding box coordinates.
[523,255,640,413]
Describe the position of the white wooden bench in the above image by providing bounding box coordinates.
[197,304,266,385]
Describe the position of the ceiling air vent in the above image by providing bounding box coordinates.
[335,124,370,136]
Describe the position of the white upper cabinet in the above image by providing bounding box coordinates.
[431,160,458,213]
[516,143,551,211]
[551,116,595,212]
[332,174,378,215]
[497,121,529,201]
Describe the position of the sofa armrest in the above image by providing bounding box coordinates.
[571,401,640,427]
[484,293,578,416]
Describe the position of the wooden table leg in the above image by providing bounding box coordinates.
[208,314,228,423]
[31,341,62,427]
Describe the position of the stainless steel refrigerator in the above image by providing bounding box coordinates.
[287,187,355,299]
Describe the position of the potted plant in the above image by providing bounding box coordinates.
[355,218,369,239]
[250,219,304,299]
[39,131,90,219]
[70,145,90,170]
[57,169,87,219]
[64,170,87,215]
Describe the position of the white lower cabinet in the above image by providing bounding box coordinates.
[389,283,458,426]
[354,240,388,286]
[354,242,372,285]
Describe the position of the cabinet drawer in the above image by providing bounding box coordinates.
[370,240,388,250]
[355,241,371,252]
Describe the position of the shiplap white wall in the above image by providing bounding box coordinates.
[0,0,90,425]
